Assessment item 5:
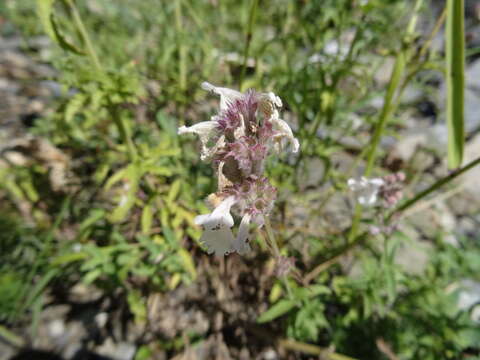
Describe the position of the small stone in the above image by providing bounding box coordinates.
[96,338,136,360]
[95,312,108,328]
[48,319,65,338]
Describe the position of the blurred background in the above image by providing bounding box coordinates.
[1,0,480,359]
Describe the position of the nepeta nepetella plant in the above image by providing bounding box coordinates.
[348,172,405,208]
[179,82,299,256]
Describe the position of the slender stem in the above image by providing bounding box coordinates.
[239,0,259,89]
[66,0,138,162]
[264,218,294,299]
[111,106,138,162]
[418,6,447,59]
[0,325,24,348]
[348,0,423,241]
[265,218,280,257]
[279,338,359,360]
[364,53,406,176]
[65,0,102,71]
[175,0,187,92]
[388,156,480,220]
[304,232,367,285]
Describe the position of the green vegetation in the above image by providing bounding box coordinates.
[0,0,479,359]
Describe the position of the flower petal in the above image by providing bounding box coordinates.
[178,121,218,144]
[199,227,235,257]
[234,213,252,255]
[348,177,384,207]
[272,117,300,153]
[201,82,243,112]
[195,196,236,230]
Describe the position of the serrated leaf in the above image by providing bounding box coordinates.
[65,93,86,123]
[109,165,139,223]
[257,299,297,323]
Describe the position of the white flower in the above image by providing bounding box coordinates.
[201,82,243,112]
[257,93,299,154]
[347,177,385,206]
[194,196,254,256]
[195,196,237,256]
[271,115,300,153]
[178,121,224,161]
[233,213,252,255]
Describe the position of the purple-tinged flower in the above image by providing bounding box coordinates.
[201,82,244,112]
[180,82,299,256]
[178,121,225,161]
[348,172,405,208]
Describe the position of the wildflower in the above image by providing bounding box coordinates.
[348,172,405,208]
[180,82,299,256]
[379,172,405,208]
[347,177,385,206]
[194,196,236,256]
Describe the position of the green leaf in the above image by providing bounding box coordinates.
[104,167,128,190]
[24,268,58,310]
[83,269,102,284]
[36,0,56,39]
[36,0,85,55]
[50,14,86,55]
[167,179,182,203]
[141,204,154,234]
[257,299,296,323]
[446,0,465,168]
[109,165,139,223]
[51,252,88,266]
[177,248,196,279]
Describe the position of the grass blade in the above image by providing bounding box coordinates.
[446,0,465,168]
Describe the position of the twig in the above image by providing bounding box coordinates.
[279,338,358,360]
[388,156,480,221]
[304,233,367,285]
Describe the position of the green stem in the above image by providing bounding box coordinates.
[348,0,423,241]
[65,0,102,71]
[68,3,136,161]
[388,155,480,220]
[446,0,465,168]
[66,0,138,162]
[279,338,359,360]
[111,107,138,162]
[364,53,406,176]
[0,325,24,348]
[175,0,187,92]
[265,218,294,299]
[239,0,259,89]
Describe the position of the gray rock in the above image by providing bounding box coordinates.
[394,239,433,275]
[0,340,16,360]
[296,157,326,189]
[457,280,480,311]
[96,338,136,360]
